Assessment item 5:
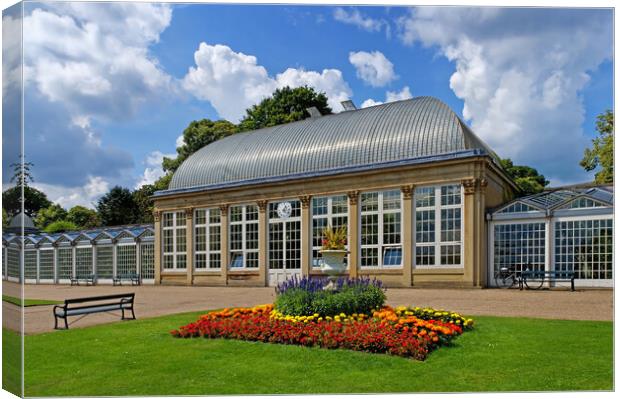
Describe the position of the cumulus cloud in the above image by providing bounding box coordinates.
[333,7,390,37]
[11,2,173,204]
[361,86,412,108]
[23,2,175,125]
[33,176,110,209]
[183,42,353,121]
[135,151,175,188]
[349,51,397,87]
[396,7,612,183]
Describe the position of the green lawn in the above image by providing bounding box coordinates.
[3,311,612,395]
[2,328,21,397]
[2,295,62,307]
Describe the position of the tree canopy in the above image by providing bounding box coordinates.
[501,158,549,196]
[34,204,68,230]
[2,185,52,218]
[238,86,332,132]
[44,220,78,234]
[67,206,100,229]
[581,110,613,184]
[96,186,140,226]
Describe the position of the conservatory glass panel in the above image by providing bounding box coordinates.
[96,246,114,278]
[493,222,545,273]
[75,247,93,276]
[141,243,155,279]
[116,245,137,275]
[24,250,37,280]
[56,248,73,279]
[39,250,54,280]
[311,195,348,268]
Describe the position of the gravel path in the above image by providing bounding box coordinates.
[1,281,612,334]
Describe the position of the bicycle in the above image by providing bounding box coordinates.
[493,267,522,289]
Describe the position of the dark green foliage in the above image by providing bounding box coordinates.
[67,206,100,229]
[238,86,332,132]
[581,110,613,184]
[2,208,9,228]
[163,119,237,174]
[34,204,67,230]
[96,186,139,226]
[275,284,386,317]
[44,220,78,233]
[2,185,52,218]
[500,158,549,195]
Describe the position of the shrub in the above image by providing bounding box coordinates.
[274,276,386,317]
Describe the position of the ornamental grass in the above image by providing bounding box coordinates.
[171,304,473,360]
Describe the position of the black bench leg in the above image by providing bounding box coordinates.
[54,315,58,330]
[571,279,575,292]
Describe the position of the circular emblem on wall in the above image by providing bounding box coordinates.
[276,202,292,219]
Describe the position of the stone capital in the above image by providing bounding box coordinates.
[347,190,360,205]
[400,185,414,200]
[462,179,476,195]
[299,195,312,209]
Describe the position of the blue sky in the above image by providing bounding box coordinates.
[2,2,613,208]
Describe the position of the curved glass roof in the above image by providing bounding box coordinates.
[162,96,497,195]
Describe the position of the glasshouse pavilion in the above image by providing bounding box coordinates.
[2,97,613,288]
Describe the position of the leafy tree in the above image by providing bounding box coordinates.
[132,184,157,223]
[238,86,332,132]
[34,204,67,230]
[501,158,549,195]
[44,220,78,234]
[162,119,237,174]
[9,160,34,187]
[2,186,52,217]
[2,208,9,228]
[67,206,100,229]
[96,186,139,226]
[581,110,613,184]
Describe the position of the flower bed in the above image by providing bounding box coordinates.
[171,304,473,360]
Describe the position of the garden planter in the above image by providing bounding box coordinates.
[320,249,348,289]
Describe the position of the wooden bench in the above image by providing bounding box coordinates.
[113,273,140,286]
[70,274,96,286]
[53,293,136,330]
[521,270,575,291]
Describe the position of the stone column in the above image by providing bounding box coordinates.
[475,178,488,287]
[300,195,312,279]
[257,200,268,286]
[462,178,476,286]
[185,208,194,286]
[153,210,162,285]
[219,204,230,286]
[347,190,359,278]
[401,185,413,287]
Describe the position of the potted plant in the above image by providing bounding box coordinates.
[320,225,348,286]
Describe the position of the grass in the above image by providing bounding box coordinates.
[4,311,612,395]
[2,329,22,397]
[2,295,62,307]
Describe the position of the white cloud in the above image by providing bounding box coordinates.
[333,7,388,37]
[349,51,397,87]
[361,86,412,108]
[175,135,186,149]
[135,151,174,188]
[2,14,22,101]
[33,176,110,209]
[386,86,412,102]
[396,7,612,183]
[23,3,175,125]
[183,42,353,121]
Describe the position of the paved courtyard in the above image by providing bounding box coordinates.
[2,281,613,334]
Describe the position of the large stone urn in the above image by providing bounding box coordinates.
[320,249,348,289]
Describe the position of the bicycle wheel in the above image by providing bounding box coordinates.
[523,272,545,290]
[494,271,516,289]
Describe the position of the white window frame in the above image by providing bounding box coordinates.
[194,208,222,270]
[75,244,94,277]
[311,194,350,269]
[229,204,259,269]
[414,184,464,268]
[162,211,187,271]
[359,189,403,269]
[116,242,138,275]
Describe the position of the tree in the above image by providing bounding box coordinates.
[162,119,237,174]
[34,204,67,230]
[238,86,332,132]
[9,160,34,187]
[581,110,613,184]
[132,184,157,223]
[96,186,139,226]
[67,206,100,229]
[501,158,549,195]
[2,208,9,228]
[44,220,78,234]
[2,186,52,217]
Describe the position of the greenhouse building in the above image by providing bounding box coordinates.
[2,97,613,288]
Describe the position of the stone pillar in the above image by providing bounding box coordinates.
[347,190,359,278]
[462,179,476,286]
[300,195,312,279]
[185,208,194,286]
[401,185,413,287]
[257,200,268,286]
[474,178,487,287]
[153,210,162,285]
[219,204,230,286]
